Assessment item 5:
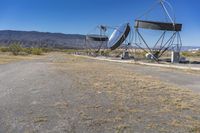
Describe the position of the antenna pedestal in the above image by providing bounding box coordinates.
[171,51,180,63]
[121,50,130,60]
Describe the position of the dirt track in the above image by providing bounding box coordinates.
[0,53,200,133]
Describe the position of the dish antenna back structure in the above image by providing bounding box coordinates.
[86,25,109,53]
[86,23,131,53]
[134,0,182,61]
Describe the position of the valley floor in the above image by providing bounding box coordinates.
[0,52,200,133]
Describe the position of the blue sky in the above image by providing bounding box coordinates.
[0,0,199,46]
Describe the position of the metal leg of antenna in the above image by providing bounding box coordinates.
[153,31,166,50]
[158,33,176,58]
[158,32,176,56]
[137,30,154,54]
[136,30,159,62]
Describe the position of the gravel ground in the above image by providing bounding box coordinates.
[0,53,200,133]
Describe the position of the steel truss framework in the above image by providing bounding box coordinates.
[134,21,182,61]
[133,0,183,61]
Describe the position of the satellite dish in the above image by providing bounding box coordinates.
[108,23,130,50]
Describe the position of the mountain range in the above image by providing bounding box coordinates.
[0,30,86,49]
[0,30,199,51]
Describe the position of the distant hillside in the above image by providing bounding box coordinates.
[181,46,200,51]
[0,30,87,49]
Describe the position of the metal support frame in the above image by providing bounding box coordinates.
[133,0,183,62]
[134,28,182,61]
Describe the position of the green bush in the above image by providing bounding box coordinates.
[41,48,53,53]
[31,48,43,55]
[64,49,78,54]
[22,48,32,54]
[100,50,110,56]
[0,47,10,52]
[9,44,22,55]
[18,52,29,56]
[1,44,46,55]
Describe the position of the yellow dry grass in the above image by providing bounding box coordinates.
[33,116,48,123]
[0,52,45,64]
[53,54,200,132]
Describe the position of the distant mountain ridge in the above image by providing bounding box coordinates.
[0,30,86,49]
[181,46,200,51]
[1,30,199,51]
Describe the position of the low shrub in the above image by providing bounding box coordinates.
[31,48,43,55]
[18,52,29,56]
[0,47,10,52]
[22,48,32,54]
[9,44,22,55]
[64,49,78,54]
[1,44,47,55]
[100,50,110,56]
[41,48,53,53]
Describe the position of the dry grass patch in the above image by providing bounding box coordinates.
[0,53,45,64]
[53,54,200,132]
[33,116,48,124]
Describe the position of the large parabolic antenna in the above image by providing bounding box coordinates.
[108,23,131,50]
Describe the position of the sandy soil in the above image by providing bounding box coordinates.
[0,52,200,133]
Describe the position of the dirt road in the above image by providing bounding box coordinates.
[0,53,200,133]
